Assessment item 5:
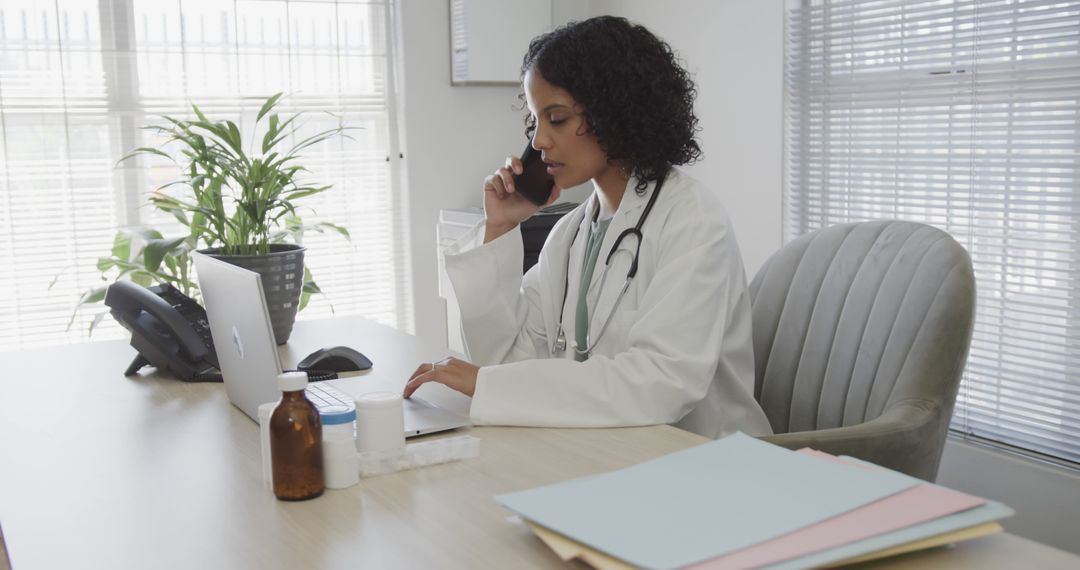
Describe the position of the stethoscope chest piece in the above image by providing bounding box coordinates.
[553,330,568,353]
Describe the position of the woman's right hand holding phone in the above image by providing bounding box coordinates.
[483,155,561,243]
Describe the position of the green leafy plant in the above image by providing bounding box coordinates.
[135,92,350,255]
[58,93,352,333]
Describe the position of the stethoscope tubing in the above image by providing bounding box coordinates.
[551,172,667,357]
[578,269,633,355]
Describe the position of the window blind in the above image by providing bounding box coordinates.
[0,0,412,350]
[785,0,1080,465]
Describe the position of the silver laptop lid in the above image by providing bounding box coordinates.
[193,252,281,422]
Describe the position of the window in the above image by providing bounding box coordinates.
[784,0,1080,464]
[0,0,412,349]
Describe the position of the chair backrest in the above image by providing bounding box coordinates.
[749,221,975,439]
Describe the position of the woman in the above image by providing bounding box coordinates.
[404,16,772,438]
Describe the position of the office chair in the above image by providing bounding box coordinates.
[749,221,975,481]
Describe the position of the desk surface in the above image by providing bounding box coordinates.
[0,316,1076,569]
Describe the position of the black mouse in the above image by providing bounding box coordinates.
[297,346,373,373]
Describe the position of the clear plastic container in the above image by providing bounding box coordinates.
[357,435,481,477]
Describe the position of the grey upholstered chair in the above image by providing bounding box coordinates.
[749,220,976,481]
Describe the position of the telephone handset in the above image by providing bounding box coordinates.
[104,281,221,381]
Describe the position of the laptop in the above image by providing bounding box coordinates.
[192,252,470,437]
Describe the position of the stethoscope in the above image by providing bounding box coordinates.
[552,172,666,357]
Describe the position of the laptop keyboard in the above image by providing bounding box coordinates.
[305,381,356,412]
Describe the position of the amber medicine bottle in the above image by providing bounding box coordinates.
[270,371,325,501]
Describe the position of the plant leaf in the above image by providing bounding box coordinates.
[284,184,333,201]
[130,272,153,287]
[48,267,67,290]
[170,209,190,226]
[153,180,193,194]
[109,231,132,262]
[130,227,164,242]
[144,236,187,272]
[163,255,178,274]
[116,146,174,167]
[287,127,344,157]
[300,267,320,311]
[262,126,277,155]
[256,92,284,123]
[192,104,210,124]
[88,311,108,336]
[79,285,108,305]
[225,120,244,155]
[96,256,118,272]
[66,285,108,331]
[319,222,351,240]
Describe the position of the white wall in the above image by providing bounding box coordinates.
[589,0,784,278]
[396,0,523,347]
[937,437,1080,554]
[396,0,589,349]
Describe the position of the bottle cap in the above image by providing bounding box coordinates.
[355,391,403,410]
[277,371,308,392]
[320,404,357,425]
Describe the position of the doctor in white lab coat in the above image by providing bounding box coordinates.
[404,16,772,439]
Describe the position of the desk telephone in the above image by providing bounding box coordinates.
[104,281,221,381]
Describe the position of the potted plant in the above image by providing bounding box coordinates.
[63,93,351,343]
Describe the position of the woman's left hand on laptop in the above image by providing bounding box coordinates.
[404,357,479,399]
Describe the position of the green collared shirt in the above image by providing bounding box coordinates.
[574,217,612,362]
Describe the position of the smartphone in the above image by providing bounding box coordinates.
[512,143,555,206]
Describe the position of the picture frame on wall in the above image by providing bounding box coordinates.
[449,0,552,85]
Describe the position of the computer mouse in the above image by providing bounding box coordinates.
[297,346,373,373]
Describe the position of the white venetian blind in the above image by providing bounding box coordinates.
[785,0,1080,465]
[0,0,412,350]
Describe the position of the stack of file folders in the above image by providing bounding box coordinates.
[494,432,1012,569]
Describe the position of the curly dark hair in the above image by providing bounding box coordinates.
[520,16,702,193]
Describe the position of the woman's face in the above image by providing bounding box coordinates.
[523,70,618,190]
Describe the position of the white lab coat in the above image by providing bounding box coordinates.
[442,168,773,438]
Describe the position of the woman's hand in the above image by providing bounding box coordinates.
[404,357,480,399]
[483,155,562,243]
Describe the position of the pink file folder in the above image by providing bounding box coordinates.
[687,450,986,570]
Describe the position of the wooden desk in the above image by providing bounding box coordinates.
[0,317,1076,569]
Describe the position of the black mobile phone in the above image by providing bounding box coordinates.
[512,143,555,206]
